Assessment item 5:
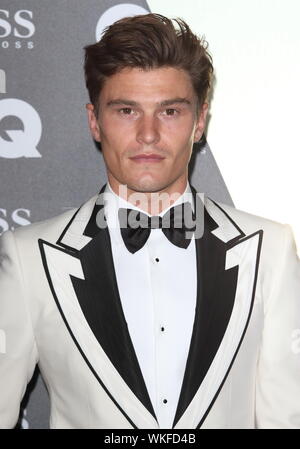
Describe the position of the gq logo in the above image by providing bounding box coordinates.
[0,10,35,49]
[0,98,42,158]
[0,208,31,234]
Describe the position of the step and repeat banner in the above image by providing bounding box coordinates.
[0,0,298,429]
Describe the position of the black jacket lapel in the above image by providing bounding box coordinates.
[46,184,157,426]
[173,186,262,428]
[71,218,156,420]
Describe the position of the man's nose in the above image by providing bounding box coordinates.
[136,115,160,145]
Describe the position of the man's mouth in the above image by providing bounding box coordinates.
[129,153,165,163]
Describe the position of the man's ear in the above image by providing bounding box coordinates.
[86,103,101,142]
[194,102,209,142]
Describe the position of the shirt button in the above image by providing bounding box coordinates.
[161,326,165,332]
[163,399,168,404]
[155,257,160,262]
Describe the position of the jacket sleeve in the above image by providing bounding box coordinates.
[0,230,38,428]
[256,224,300,428]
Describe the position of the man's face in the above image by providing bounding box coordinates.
[86,66,208,196]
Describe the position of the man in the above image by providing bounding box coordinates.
[0,13,300,429]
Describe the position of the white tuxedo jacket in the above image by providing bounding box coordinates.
[0,185,300,429]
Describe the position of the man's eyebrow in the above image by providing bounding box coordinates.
[107,99,137,107]
[160,98,191,107]
[106,98,192,107]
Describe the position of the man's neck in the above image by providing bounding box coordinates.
[107,179,189,216]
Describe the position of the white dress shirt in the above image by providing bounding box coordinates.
[103,182,197,428]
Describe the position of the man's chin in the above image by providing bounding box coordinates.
[125,180,167,194]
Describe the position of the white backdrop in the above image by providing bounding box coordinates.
[149,0,300,253]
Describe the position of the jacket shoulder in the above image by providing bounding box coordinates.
[207,196,288,236]
[206,197,299,280]
[3,194,98,246]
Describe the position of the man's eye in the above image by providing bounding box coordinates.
[120,108,133,115]
[165,108,178,116]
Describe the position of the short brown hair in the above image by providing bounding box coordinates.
[84,13,213,114]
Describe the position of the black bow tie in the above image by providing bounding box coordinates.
[118,202,195,254]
